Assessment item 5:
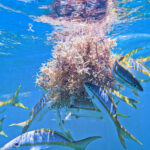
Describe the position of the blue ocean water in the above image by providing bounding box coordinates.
[0,0,150,150]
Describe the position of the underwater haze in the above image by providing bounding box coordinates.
[0,0,150,150]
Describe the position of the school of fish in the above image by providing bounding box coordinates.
[0,49,150,149]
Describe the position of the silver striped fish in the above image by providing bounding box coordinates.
[113,59,143,91]
[0,128,101,150]
[10,93,55,133]
[84,83,142,148]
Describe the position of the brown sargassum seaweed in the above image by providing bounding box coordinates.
[36,0,118,107]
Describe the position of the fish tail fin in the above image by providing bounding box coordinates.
[116,121,142,148]
[72,136,101,150]
[0,116,8,137]
[0,130,8,138]
[122,96,140,109]
[9,85,28,109]
[9,119,31,133]
[107,88,140,109]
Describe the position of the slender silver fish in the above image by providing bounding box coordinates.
[10,93,55,133]
[0,128,101,150]
[122,57,150,78]
[119,48,150,79]
[66,100,103,119]
[67,106,103,119]
[84,83,142,148]
[113,59,143,91]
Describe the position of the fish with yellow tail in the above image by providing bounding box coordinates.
[0,115,8,137]
[84,83,142,148]
[10,93,55,134]
[120,48,150,78]
[0,128,101,150]
[113,58,143,92]
[0,85,28,109]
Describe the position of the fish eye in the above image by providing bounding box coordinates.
[14,142,19,147]
[134,84,137,87]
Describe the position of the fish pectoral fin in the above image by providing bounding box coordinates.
[117,112,130,118]
[71,136,101,150]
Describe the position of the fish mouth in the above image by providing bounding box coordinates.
[138,84,143,91]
